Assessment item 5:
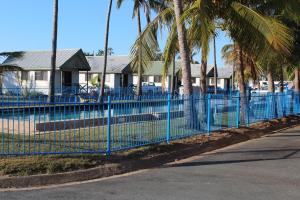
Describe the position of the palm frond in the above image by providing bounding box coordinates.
[230,2,293,55]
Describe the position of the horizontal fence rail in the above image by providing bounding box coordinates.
[0,91,299,156]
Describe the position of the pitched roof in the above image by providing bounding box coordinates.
[142,61,181,76]
[191,64,233,78]
[1,49,90,71]
[207,65,233,79]
[86,56,132,74]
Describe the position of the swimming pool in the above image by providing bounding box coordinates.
[0,103,177,122]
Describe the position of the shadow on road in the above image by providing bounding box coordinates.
[168,133,300,168]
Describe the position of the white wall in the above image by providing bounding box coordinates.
[79,73,116,88]
[1,70,75,95]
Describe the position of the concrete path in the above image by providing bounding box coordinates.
[1,125,300,200]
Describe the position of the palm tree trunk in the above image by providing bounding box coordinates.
[267,65,278,117]
[0,70,2,95]
[200,59,207,94]
[213,35,218,94]
[237,46,247,124]
[170,55,176,95]
[295,67,300,92]
[267,66,275,93]
[136,7,143,97]
[237,46,246,96]
[279,65,284,93]
[173,0,199,130]
[199,58,207,128]
[48,0,58,103]
[99,0,113,102]
[173,0,192,95]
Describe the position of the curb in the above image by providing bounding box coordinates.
[0,116,299,189]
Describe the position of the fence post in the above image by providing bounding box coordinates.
[246,95,250,127]
[166,93,171,144]
[236,93,240,128]
[106,96,111,156]
[207,94,211,134]
[266,93,270,120]
[282,92,286,117]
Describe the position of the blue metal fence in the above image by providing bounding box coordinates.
[0,91,299,156]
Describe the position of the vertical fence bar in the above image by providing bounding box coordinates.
[283,92,286,117]
[166,93,171,144]
[266,93,270,120]
[106,96,111,156]
[235,93,241,128]
[207,94,211,134]
[236,93,240,128]
[246,95,250,127]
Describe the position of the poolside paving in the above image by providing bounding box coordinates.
[1,125,300,200]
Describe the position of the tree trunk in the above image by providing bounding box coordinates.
[237,46,246,96]
[237,46,247,124]
[267,66,275,93]
[48,0,58,103]
[232,43,236,91]
[199,58,207,129]
[170,55,176,96]
[173,0,199,130]
[295,67,300,92]
[279,65,284,93]
[213,35,218,94]
[0,70,2,95]
[173,0,193,96]
[200,59,207,94]
[99,0,113,102]
[135,8,143,97]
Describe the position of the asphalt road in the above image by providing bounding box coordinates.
[2,125,300,200]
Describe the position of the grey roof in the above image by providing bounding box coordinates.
[191,64,233,79]
[86,56,132,74]
[207,65,233,79]
[1,49,90,71]
[142,61,181,76]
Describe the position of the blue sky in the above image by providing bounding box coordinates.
[0,0,231,66]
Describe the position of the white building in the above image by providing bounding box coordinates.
[0,49,90,95]
[79,56,133,89]
[133,61,181,90]
[190,64,234,92]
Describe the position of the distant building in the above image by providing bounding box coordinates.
[190,64,234,91]
[0,49,90,95]
[133,61,181,90]
[79,56,133,89]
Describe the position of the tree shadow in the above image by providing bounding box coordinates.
[168,147,300,168]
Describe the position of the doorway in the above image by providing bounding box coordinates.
[62,71,72,86]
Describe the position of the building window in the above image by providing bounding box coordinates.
[21,71,28,80]
[154,76,161,83]
[35,71,48,81]
[142,76,149,82]
[210,78,221,85]
[191,78,196,84]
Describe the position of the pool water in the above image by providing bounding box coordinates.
[0,104,174,122]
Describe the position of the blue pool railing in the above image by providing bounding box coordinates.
[0,91,299,156]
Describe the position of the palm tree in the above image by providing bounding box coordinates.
[172,0,192,96]
[117,0,164,96]
[185,1,294,99]
[48,0,59,103]
[99,0,113,102]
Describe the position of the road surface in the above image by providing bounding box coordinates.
[1,125,300,200]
